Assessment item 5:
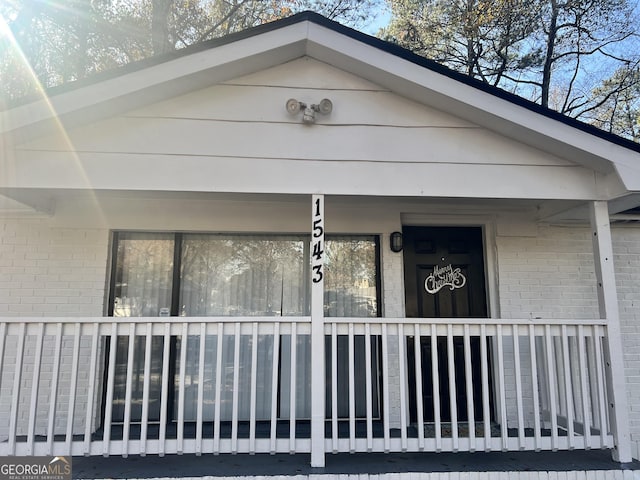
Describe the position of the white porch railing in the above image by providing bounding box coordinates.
[0,317,614,458]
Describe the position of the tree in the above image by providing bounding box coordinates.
[382,0,640,140]
[581,64,640,140]
[517,0,636,112]
[381,0,542,85]
[0,0,378,104]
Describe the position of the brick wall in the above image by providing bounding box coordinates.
[496,225,599,321]
[0,218,109,316]
[0,218,109,440]
[497,223,640,459]
[612,226,640,459]
[381,232,406,429]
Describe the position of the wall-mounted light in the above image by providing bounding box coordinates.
[286,98,333,124]
[390,231,403,253]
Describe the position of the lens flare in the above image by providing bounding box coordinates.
[0,11,105,224]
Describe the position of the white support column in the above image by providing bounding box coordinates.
[589,200,631,462]
[310,194,326,467]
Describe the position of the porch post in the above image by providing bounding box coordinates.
[589,200,631,462]
[310,194,326,467]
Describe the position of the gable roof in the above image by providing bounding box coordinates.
[3,10,640,192]
[16,11,640,153]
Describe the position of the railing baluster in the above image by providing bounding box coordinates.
[593,325,608,448]
[48,323,62,456]
[213,323,223,453]
[8,323,26,455]
[27,323,44,456]
[331,322,338,453]
[496,324,507,451]
[65,322,82,455]
[139,323,152,457]
[289,322,297,453]
[177,322,188,454]
[83,324,100,455]
[196,323,206,455]
[81,323,100,456]
[529,324,542,451]
[431,324,441,452]
[545,324,559,451]
[159,323,171,457]
[561,325,575,449]
[446,324,458,451]
[480,324,490,452]
[577,325,592,449]
[463,324,475,452]
[348,322,356,453]
[122,323,136,457]
[512,324,525,450]
[398,323,408,451]
[232,322,241,454]
[414,324,425,451]
[365,323,374,452]
[269,322,280,454]
[8,322,25,456]
[249,322,259,454]
[381,323,390,452]
[65,323,82,455]
[103,322,118,457]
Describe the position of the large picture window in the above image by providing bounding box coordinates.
[106,232,381,425]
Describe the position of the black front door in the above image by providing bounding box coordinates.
[403,226,491,423]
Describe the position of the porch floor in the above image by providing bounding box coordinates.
[71,450,640,479]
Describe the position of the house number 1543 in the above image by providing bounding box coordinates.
[312,196,324,283]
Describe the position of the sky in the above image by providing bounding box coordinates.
[364,2,392,35]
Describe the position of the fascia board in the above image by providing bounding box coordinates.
[613,163,640,191]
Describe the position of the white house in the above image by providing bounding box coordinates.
[2,11,640,475]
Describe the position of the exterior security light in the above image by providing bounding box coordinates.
[286,98,333,124]
[390,231,403,253]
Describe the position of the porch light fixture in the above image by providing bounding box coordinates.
[390,231,403,253]
[286,98,333,124]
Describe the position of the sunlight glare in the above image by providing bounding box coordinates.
[0,11,106,225]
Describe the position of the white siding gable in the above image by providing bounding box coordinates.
[6,58,617,200]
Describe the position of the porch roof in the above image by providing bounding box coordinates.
[2,12,640,216]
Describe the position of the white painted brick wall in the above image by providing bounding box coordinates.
[612,226,640,460]
[0,218,109,440]
[496,225,599,321]
[496,224,640,459]
[0,218,108,317]
[381,233,406,428]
